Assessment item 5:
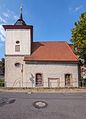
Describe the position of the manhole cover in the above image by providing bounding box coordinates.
[33,101,48,109]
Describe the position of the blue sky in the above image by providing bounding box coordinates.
[0,0,86,59]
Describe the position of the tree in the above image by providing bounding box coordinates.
[71,12,86,64]
[0,58,5,75]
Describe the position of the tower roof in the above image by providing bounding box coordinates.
[14,17,26,26]
[14,4,26,26]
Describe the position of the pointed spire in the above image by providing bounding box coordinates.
[20,0,23,20]
[20,6,23,20]
[14,0,26,26]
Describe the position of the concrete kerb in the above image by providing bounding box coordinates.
[0,87,86,93]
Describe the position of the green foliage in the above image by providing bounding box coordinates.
[0,80,4,87]
[0,58,5,75]
[71,12,86,64]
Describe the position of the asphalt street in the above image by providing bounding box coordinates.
[0,92,86,119]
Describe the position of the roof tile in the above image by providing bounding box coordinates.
[24,42,78,62]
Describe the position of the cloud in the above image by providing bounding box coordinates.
[7,9,14,15]
[0,16,7,24]
[0,9,19,27]
[3,12,9,18]
[69,5,83,13]
[0,9,19,42]
[13,15,18,20]
[0,34,5,42]
[0,25,5,42]
[74,6,82,12]
[7,9,18,20]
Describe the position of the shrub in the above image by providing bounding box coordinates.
[0,80,4,87]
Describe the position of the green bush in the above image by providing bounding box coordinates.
[0,80,4,87]
[84,80,86,87]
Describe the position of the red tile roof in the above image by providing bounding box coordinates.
[24,42,78,62]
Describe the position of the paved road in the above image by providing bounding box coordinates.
[0,92,86,119]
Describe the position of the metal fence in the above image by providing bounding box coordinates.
[79,80,86,87]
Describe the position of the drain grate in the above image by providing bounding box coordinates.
[33,101,48,109]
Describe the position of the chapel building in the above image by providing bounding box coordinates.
[3,9,80,88]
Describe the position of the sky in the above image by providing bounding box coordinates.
[0,0,86,59]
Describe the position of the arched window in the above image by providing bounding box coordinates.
[15,63,21,68]
[16,41,20,44]
[35,73,43,86]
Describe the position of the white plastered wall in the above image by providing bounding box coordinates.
[5,56,26,87]
[24,62,79,88]
[5,56,79,88]
[5,29,31,55]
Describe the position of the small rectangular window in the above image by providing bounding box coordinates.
[36,73,43,86]
[15,45,20,52]
[65,74,72,86]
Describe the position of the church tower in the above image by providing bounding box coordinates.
[3,8,33,56]
[3,5,33,87]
